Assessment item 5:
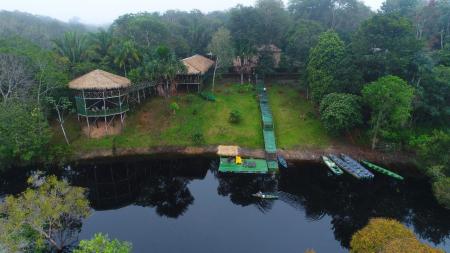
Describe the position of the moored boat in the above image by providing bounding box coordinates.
[322,156,344,175]
[252,191,279,199]
[361,160,404,181]
[340,154,375,179]
[277,154,288,169]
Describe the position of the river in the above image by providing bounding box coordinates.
[1,157,450,252]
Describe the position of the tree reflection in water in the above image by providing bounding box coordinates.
[71,158,209,218]
[1,158,449,250]
[278,163,450,248]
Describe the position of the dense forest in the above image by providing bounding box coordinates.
[0,0,449,210]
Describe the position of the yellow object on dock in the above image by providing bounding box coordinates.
[236,156,243,165]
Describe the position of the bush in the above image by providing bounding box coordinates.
[191,132,204,145]
[169,102,180,115]
[433,177,450,209]
[350,218,443,253]
[319,93,362,135]
[237,83,253,93]
[229,110,242,124]
[74,233,132,253]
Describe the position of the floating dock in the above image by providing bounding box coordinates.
[219,157,268,174]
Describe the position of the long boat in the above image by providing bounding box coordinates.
[322,156,344,176]
[340,154,375,179]
[361,160,404,181]
[252,192,279,199]
[329,155,374,179]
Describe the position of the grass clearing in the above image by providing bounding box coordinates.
[268,84,332,149]
[65,83,263,150]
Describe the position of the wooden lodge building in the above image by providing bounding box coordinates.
[177,54,215,92]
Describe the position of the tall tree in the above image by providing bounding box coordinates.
[362,75,415,149]
[0,102,51,169]
[53,32,88,67]
[285,19,325,72]
[140,46,186,97]
[319,93,362,134]
[112,40,140,77]
[74,233,132,253]
[0,175,90,252]
[0,54,32,103]
[306,30,345,102]
[352,13,422,83]
[255,0,291,46]
[207,27,234,91]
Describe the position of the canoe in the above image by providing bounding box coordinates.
[361,160,404,181]
[329,155,374,180]
[277,155,288,169]
[340,154,375,179]
[322,156,344,176]
[252,192,279,199]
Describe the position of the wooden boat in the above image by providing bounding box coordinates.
[277,154,288,169]
[252,192,278,199]
[361,160,404,181]
[340,154,375,179]
[322,156,344,175]
[329,155,374,179]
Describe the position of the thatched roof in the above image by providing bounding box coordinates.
[68,69,131,90]
[182,55,215,75]
[217,145,239,157]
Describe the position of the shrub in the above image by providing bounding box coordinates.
[169,102,180,115]
[229,110,242,124]
[319,93,362,135]
[350,218,443,253]
[433,177,450,209]
[74,233,132,253]
[237,83,253,93]
[191,132,204,145]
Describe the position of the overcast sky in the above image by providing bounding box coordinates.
[0,0,385,25]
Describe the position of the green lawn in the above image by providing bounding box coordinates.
[64,83,263,150]
[268,84,332,149]
[53,82,331,152]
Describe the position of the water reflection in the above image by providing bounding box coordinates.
[1,157,449,250]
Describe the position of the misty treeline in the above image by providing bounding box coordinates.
[0,0,449,207]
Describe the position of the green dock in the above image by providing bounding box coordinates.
[219,157,269,174]
[257,79,279,171]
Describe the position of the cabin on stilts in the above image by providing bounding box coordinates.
[177,54,215,93]
[69,69,131,137]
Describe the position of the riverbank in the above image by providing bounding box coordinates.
[72,144,417,168]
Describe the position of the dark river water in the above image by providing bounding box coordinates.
[1,157,450,252]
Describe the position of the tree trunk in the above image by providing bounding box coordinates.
[371,111,383,150]
[212,57,219,92]
[240,72,244,85]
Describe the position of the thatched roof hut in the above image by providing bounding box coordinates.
[68,69,131,90]
[181,55,215,75]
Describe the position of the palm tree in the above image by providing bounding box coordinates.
[142,46,186,97]
[113,40,140,77]
[53,32,88,66]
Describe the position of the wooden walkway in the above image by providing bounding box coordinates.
[257,79,279,171]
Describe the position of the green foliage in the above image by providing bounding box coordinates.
[433,178,450,209]
[350,218,443,253]
[319,93,362,134]
[229,110,242,124]
[352,13,422,83]
[0,102,51,169]
[53,31,88,66]
[169,102,180,115]
[362,75,415,149]
[191,132,205,146]
[74,233,132,253]
[307,30,346,103]
[207,27,234,71]
[285,19,325,71]
[0,175,91,252]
